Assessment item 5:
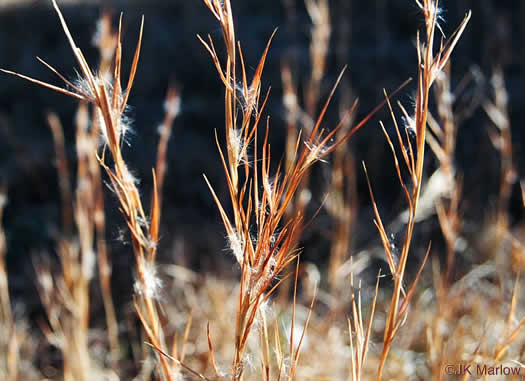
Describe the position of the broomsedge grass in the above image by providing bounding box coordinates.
[31,103,106,380]
[200,0,408,378]
[0,186,19,381]
[347,268,380,381]
[482,65,516,266]
[326,26,357,293]
[352,0,470,380]
[2,0,525,380]
[2,1,178,379]
[279,0,331,300]
[290,0,331,225]
[281,0,358,293]
[361,1,471,378]
[91,12,123,365]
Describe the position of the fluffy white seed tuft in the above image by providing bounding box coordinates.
[134,258,162,299]
[227,230,244,264]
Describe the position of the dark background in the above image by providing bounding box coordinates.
[0,0,523,311]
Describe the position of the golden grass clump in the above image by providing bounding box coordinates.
[1,0,525,380]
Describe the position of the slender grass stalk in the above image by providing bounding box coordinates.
[200,1,408,379]
[0,187,17,381]
[348,268,380,381]
[424,61,466,378]
[41,110,93,381]
[326,0,357,290]
[155,86,180,211]
[295,0,332,209]
[279,0,331,301]
[48,113,74,236]
[365,2,471,378]
[0,2,177,378]
[91,13,122,365]
[484,66,515,246]
[427,62,462,284]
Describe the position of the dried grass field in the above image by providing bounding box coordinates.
[0,0,524,380]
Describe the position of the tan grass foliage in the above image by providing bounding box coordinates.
[1,0,524,380]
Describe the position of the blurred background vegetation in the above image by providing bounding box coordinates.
[0,0,523,318]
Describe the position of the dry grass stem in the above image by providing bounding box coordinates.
[363,1,471,379]
[3,1,525,381]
